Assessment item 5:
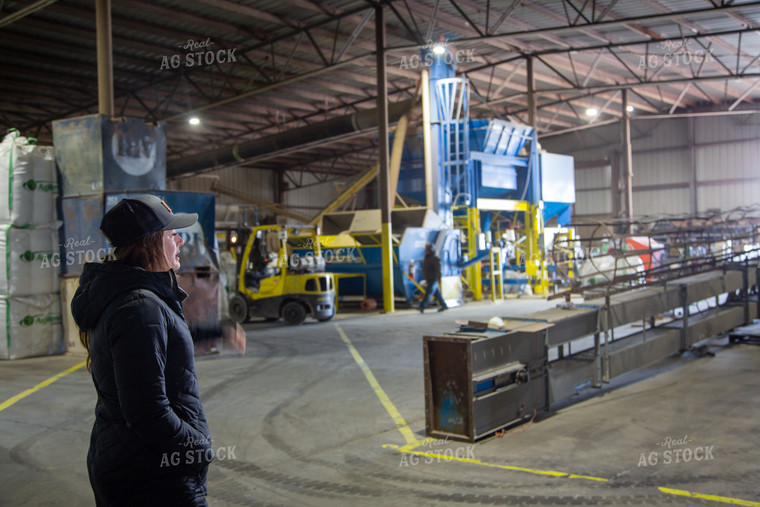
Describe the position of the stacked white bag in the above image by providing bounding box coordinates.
[0,130,63,359]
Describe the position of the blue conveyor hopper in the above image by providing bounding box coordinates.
[298,209,463,308]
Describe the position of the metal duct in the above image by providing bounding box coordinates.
[167,99,416,178]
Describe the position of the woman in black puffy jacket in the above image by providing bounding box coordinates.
[72,195,213,506]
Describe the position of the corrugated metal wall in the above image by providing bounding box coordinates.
[168,166,275,222]
[168,166,273,203]
[169,165,372,224]
[541,126,616,163]
[282,173,369,218]
[541,114,760,218]
[574,166,612,216]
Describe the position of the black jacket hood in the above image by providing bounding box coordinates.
[71,262,187,332]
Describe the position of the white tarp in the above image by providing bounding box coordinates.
[0,293,64,360]
[0,223,61,296]
[0,130,58,226]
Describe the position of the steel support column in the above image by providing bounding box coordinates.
[96,0,114,117]
[527,56,536,127]
[621,89,633,231]
[389,113,410,204]
[611,150,622,219]
[421,68,434,211]
[688,117,698,215]
[376,5,394,313]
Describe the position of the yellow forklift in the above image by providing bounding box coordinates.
[227,225,336,325]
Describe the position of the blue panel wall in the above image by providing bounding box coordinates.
[53,115,166,197]
[58,195,109,276]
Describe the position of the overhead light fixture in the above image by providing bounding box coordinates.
[188,117,200,125]
[626,105,634,112]
[432,45,446,56]
[586,107,598,117]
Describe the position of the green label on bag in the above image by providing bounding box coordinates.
[19,250,56,263]
[22,179,58,192]
[19,314,62,326]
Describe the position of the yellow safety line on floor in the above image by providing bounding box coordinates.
[659,487,760,506]
[335,324,419,447]
[383,444,608,482]
[335,324,610,483]
[335,325,754,503]
[0,361,86,413]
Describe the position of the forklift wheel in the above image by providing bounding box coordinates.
[282,301,307,325]
[229,294,249,324]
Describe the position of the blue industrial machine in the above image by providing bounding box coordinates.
[394,48,576,296]
[318,46,575,305]
[313,209,462,308]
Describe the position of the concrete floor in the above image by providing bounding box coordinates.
[1,297,759,506]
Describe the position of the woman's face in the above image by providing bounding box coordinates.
[163,230,184,271]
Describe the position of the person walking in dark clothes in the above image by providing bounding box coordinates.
[420,242,448,313]
[71,195,213,506]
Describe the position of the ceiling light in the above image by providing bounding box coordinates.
[626,105,634,112]
[586,108,598,117]
[188,117,200,125]
[432,45,446,56]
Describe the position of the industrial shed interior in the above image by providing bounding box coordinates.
[1,0,760,505]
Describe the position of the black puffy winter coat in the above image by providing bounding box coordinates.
[72,262,213,506]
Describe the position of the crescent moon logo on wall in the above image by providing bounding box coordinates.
[111,133,156,176]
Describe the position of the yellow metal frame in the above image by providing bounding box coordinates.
[453,201,555,300]
[403,269,425,303]
[566,228,575,279]
[381,222,395,312]
[485,200,550,296]
[332,272,367,312]
[453,206,483,301]
[467,207,482,301]
[489,247,504,302]
[521,203,548,296]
